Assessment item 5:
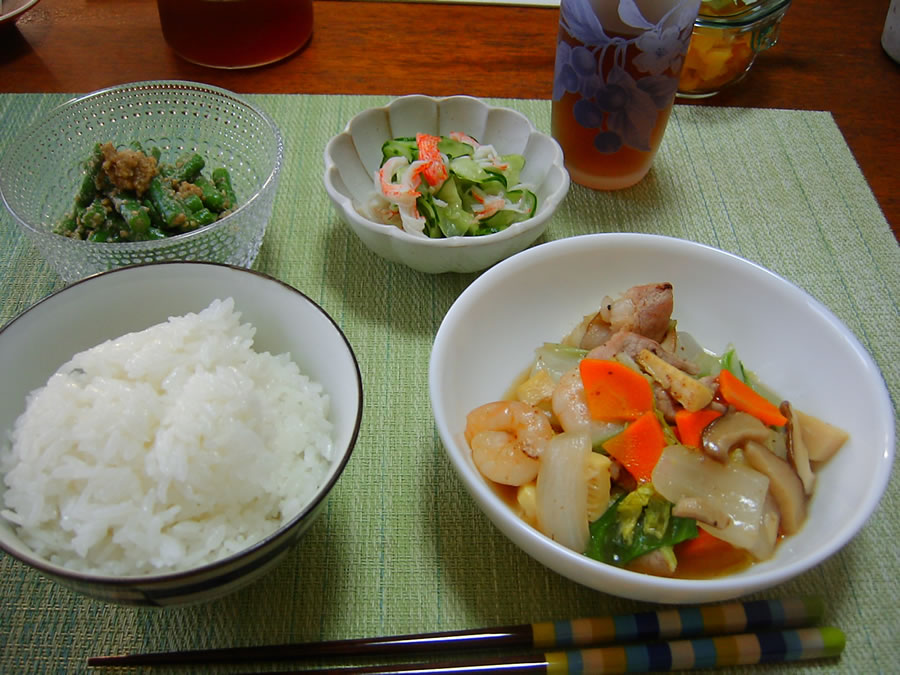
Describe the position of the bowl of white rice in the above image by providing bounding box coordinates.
[0,262,362,606]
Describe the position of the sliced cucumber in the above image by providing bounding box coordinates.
[381,137,419,164]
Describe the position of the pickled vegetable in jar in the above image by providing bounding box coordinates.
[677,0,792,98]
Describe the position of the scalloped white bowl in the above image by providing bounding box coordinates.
[323,95,570,274]
[430,233,895,604]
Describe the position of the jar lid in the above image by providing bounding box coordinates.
[697,0,792,27]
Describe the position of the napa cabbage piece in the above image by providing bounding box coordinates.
[671,331,720,376]
[585,486,698,567]
[536,431,592,553]
[531,343,587,382]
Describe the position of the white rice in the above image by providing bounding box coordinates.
[0,298,333,576]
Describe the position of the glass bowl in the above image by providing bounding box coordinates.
[0,81,283,283]
[678,0,792,98]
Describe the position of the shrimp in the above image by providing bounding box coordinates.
[551,367,591,433]
[465,401,553,486]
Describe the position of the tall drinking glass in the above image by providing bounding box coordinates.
[157,0,314,70]
[552,0,700,190]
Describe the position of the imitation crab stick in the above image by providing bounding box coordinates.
[414,133,448,187]
[601,411,666,483]
[718,369,788,427]
[579,359,654,423]
[675,408,724,448]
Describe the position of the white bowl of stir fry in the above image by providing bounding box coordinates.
[430,233,894,604]
[323,95,570,274]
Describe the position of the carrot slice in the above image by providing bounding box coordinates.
[601,411,666,483]
[674,408,723,448]
[579,359,654,423]
[717,369,788,427]
[674,527,736,559]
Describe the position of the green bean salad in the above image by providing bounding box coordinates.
[54,142,238,242]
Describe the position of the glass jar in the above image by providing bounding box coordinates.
[677,0,792,98]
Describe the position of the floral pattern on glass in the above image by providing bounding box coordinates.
[553,0,700,155]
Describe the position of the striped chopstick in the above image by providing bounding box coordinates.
[87,597,823,667]
[256,627,846,675]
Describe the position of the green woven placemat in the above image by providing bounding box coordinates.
[0,94,897,674]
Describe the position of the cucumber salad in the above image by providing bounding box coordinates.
[359,132,537,238]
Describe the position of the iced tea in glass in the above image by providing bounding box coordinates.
[551,0,700,190]
[157,0,314,69]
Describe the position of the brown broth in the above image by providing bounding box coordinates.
[668,543,756,579]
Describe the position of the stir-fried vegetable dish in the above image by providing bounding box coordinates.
[465,282,849,579]
[359,132,537,238]
[54,142,238,242]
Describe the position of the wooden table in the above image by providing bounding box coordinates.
[1,0,898,236]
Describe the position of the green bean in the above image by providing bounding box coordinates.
[180,193,204,214]
[79,198,108,230]
[143,199,164,228]
[212,168,237,211]
[75,145,103,207]
[193,174,225,212]
[83,143,103,172]
[59,142,230,241]
[148,176,187,230]
[182,208,217,231]
[111,192,151,236]
[85,212,123,242]
[172,153,205,183]
[75,172,98,208]
[56,212,78,233]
